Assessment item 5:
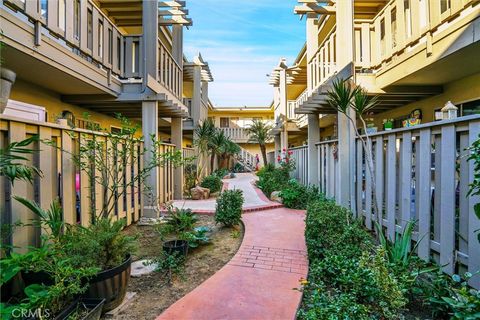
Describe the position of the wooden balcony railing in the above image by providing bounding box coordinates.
[1,115,175,250]
[159,41,183,100]
[288,88,309,127]
[220,127,251,143]
[354,0,479,70]
[308,29,337,91]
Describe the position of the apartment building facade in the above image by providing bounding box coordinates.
[0,0,215,222]
[270,0,480,288]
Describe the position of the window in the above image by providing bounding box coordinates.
[73,0,80,40]
[108,29,113,64]
[58,0,65,31]
[220,117,230,128]
[98,20,103,58]
[87,9,93,50]
[459,99,480,116]
[404,0,412,38]
[380,18,386,57]
[391,8,397,48]
[441,0,451,14]
[40,0,47,20]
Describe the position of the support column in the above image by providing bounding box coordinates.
[171,117,183,200]
[335,0,355,209]
[201,81,209,122]
[306,13,319,94]
[192,65,202,125]
[308,114,320,185]
[142,101,159,218]
[274,135,281,166]
[281,127,288,151]
[142,0,158,82]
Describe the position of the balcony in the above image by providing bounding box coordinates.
[287,89,308,128]
[354,0,480,88]
[219,127,251,143]
[308,28,337,91]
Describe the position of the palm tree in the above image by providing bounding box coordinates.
[246,119,272,167]
[220,139,241,169]
[194,119,216,179]
[209,129,227,171]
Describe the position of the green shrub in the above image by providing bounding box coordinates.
[299,199,406,319]
[200,174,223,193]
[256,165,290,198]
[279,180,324,209]
[212,168,228,179]
[215,189,244,226]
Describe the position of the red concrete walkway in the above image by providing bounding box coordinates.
[156,207,308,320]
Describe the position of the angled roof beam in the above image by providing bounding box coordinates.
[158,1,186,7]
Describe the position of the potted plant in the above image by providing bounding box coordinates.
[0,38,16,113]
[56,298,105,320]
[383,118,394,131]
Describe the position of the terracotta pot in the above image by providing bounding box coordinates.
[0,68,16,113]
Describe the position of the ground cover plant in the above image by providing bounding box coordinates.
[298,198,480,319]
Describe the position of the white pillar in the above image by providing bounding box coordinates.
[308,114,320,185]
[274,135,281,166]
[171,117,183,200]
[192,65,202,125]
[281,127,288,151]
[142,101,159,218]
[201,81,209,122]
[172,25,183,66]
[335,0,355,209]
[306,13,319,93]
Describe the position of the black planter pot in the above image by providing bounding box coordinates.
[0,272,20,303]
[55,298,105,320]
[21,270,54,287]
[84,255,131,313]
[163,240,189,257]
[0,67,16,112]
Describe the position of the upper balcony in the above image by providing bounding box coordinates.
[354,0,480,88]
[1,0,190,117]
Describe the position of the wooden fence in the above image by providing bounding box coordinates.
[289,146,308,185]
[0,115,174,252]
[281,115,480,288]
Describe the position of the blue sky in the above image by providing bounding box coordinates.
[183,0,305,107]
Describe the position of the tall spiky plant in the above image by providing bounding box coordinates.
[209,129,227,170]
[326,79,380,223]
[193,119,216,180]
[246,119,272,167]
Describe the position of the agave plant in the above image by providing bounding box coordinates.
[374,220,418,268]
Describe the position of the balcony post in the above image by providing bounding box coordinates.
[335,0,356,210]
[307,114,320,186]
[142,101,159,218]
[281,127,288,152]
[192,64,202,125]
[142,0,158,82]
[274,134,281,166]
[306,13,319,93]
[171,117,184,200]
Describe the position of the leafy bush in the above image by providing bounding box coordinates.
[279,180,324,209]
[215,189,244,226]
[299,199,406,319]
[61,218,137,270]
[200,174,223,193]
[256,165,290,198]
[212,168,228,179]
[160,206,198,234]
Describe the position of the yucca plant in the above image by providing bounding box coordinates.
[13,196,64,242]
[327,79,380,222]
[374,220,418,268]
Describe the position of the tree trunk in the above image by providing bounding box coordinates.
[260,144,268,167]
[210,153,215,173]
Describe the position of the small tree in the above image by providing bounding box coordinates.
[209,129,227,170]
[246,119,272,166]
[193,119,216,180]
[57,114,183,223]
[326,79,380,221]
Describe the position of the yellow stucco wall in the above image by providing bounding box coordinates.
[10,79,130,130]
[238,143,275,166]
